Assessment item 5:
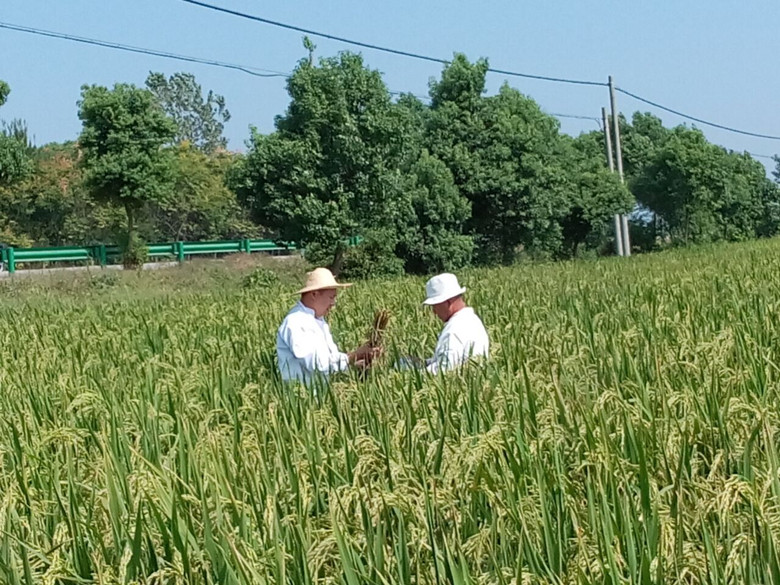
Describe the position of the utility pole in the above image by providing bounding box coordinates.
[609,76,631,256]
[602,107,623,256]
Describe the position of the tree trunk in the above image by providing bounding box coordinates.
[329,244,345,277]
[123,202,141,269]
[125,202,135,240]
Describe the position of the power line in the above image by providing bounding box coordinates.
[387,91,600,127]
[178,0,780,143]
[616,87,780,141]
[5,13,776,145]
[549,113,600,121]
[1,21,600,130]
[178,0,607,87]
[5,16,775,154]
[8,11,773,145]
[549,112,601,128]
[0,21,288,78]
[388,90,429,101]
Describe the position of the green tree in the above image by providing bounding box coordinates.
[0,82,33,188]
[397,150,473,272]
[426,55,572,264]
[757,163,780,237]
[0,130,33,187]
[579,112,673,251]
[577,113,779,251]
[233,51,473,276]
[1,142,125,247]
[233,52,415,273]
[620,112,670,181]
[146,72,230,154]
[144,144,257,241]
[78,83,176,265]
[633,126,772,243]
[0,81,35,246]
[561,134,633,257]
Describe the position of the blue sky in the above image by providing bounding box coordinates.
[1,0,778,172]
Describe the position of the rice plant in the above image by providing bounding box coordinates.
[2,240,780,583]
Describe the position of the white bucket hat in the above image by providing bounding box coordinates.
[422,273,466,306]
[296,267,352,294]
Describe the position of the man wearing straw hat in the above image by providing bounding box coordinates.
[276,267,380,384]
[403,273,489,374]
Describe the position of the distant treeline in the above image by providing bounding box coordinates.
[1,51,778,276]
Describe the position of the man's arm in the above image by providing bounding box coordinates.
[426,332,469,375]
[283,321,349,375]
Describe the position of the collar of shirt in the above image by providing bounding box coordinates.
[447,306,475,324]
[293,301,319,320]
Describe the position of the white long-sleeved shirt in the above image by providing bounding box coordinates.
[276,302,349,383]
[426,307,489,374]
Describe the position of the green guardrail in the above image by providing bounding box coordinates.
[0,238,304,274]
[0,236,364,275]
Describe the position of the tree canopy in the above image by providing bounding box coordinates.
[427,55,633,263]
[0,82,33,188]
[78,83,176,263]
[232,51,473,276]
[146,72,231,154]
[614,113,780,245]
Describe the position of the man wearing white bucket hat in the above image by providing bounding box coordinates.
[417,273,489,374]
[276,267,380,384]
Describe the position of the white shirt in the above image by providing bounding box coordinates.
[427,307,489,374]
[276,302,349,383]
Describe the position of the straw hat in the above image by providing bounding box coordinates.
[422,273,466,305]
[296,267,352,294]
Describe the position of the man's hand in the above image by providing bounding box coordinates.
[348,344,383,366]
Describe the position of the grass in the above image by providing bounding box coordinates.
[2,241,780,583]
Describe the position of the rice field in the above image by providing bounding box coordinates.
[2,241,780,584]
